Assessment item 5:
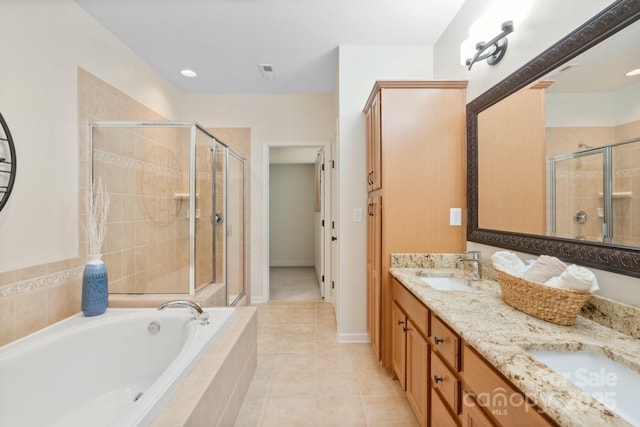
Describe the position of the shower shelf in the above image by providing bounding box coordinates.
[597,191,632,199]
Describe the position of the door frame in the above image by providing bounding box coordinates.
[262,140,332,303]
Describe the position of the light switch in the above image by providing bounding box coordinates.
[450,208,462,226]
[353,208,363,223]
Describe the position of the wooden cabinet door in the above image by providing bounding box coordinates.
[366,92,382,192]
[391,301,407,388]
[367,196,382,361]
[462,392,496,427]
[406,320,429,427]
[432,385,461,427]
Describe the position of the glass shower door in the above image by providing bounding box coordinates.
[227,151,245,305]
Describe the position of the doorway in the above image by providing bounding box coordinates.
[267,145,330,302]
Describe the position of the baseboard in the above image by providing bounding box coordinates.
[251,295,268,304]
[269,262,315,267]
[336,332,371,344]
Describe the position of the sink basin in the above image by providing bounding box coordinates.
[419,276,473,291]
[527,350,640,425]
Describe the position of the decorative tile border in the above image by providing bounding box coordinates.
[0,265,83,302]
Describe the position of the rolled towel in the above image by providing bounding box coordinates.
[557,264,599,292]
[544,276,562,288]
[521,255,567,284]
[491,251,526,277]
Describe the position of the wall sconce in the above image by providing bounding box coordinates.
[464,21,514,70]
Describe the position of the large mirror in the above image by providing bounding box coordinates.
[467,1,640,277]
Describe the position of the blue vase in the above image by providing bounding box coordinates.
[81,256,108,316]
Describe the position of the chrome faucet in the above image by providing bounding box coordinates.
[158,300,210,325]
[457,251,482,281]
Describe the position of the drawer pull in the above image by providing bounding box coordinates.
[433,375,444,384]
[433,336,444,345]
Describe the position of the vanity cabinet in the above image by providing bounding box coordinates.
[364,81,467,368]
[392,278,557,427]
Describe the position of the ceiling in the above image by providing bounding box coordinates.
[74,0,465,94]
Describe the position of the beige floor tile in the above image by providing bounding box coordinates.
[269,370,316,397]
[362,396,420,427]
[261,397,315,427]
[315,396,367,427]
[236,270,417,427]
[271,352,316,372]
[355,366,405,397]
[316,371,360,396]
[316,348,354,372]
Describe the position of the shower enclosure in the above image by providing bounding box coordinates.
[548,137,639,246]
[90,122,246,306]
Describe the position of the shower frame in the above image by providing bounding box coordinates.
[548,136,639,244]
[89,121,246,301]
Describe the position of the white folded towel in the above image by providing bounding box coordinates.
[522,255,567,284]
[491,251,527,277]
[558,264,599,292]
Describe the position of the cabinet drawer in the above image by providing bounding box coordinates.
[431,383,460,427]
[431,351,460,414]
[392,278,429,337]
[462,345,553,427]
[430,314,460,370]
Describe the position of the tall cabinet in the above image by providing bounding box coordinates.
[364,81,467,368]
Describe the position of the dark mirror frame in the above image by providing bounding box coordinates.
[467,0,640,278]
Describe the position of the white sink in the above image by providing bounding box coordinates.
[528,350,640,425]
[418,276,472,291]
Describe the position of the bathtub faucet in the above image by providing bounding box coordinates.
[158,300,210,325]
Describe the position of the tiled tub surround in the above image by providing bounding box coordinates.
[390,257,640,426]
[151,306,257,427]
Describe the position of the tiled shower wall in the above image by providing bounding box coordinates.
[547,119,640,245]
[93,126,191,294]
[0,68,251,346]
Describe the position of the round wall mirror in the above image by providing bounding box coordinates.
[0,113,17,211]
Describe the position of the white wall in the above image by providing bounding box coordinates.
[434,0,614,100]
[434,0,640,306]
[546,82,640,127]
[269,164,315,266]
[0,0,181,271]
[336,45,434,341]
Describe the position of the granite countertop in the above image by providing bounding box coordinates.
[390,266,640,427]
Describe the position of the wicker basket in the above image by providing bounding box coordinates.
[495,270,592,326]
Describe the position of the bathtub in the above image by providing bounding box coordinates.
[0,306,235,427]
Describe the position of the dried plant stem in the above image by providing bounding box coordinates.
[84,177,110,257]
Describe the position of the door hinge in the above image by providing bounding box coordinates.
[331,221,335,229]
[331,160,335,168]
[321,163,325,171]
[331,281,335,289]
[322,275,325,282]
[322,219,325,227]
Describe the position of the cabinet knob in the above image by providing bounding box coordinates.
[402,326,409,332]
[433,375,444,384]
[397,320,404,325]
[433,336,444,345]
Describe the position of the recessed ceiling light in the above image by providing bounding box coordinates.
[180,69,197,78]
[258,64,275,79]
[625,68,640,77]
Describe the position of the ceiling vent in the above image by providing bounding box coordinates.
[258,63,275,79]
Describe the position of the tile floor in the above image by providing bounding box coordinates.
[233,300,419,426]
[269,267,322,301]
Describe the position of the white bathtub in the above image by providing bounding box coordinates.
[0,306,235,427]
